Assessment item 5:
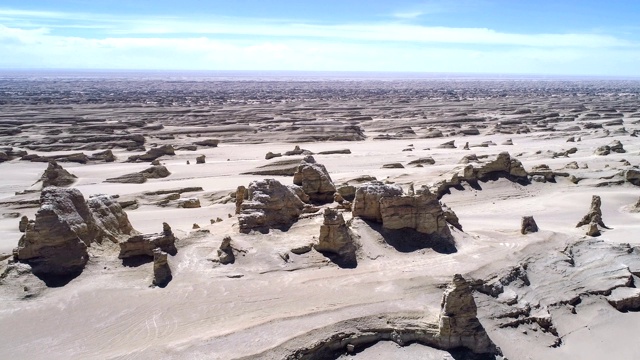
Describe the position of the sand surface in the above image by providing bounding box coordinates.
[1,77,640,359]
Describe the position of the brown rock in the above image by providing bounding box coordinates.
[576,195,607,228]
[292,156,336,204]
[178,198,200,208]
[217,235,235,265]
[18,216,29,232]
[119,222,177,259]
[40,161,77,188]
[238,179,305,233]
[265,151,282,160]
[196,155,205,164]
[12,188,109,277]
[316,208,357,267]
[127,145,175,162]
[379,191,454,244]
[152,249,172,287]
[626,169,640,186]
[352,181,403,222]
[105,165,170,184]
[438,274,497,354]
[521,216,539,234]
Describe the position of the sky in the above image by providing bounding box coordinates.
[1,0,639,76]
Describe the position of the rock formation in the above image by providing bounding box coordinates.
[442,204,462,231]
[235,185,247,214]
[152,249,172,287]
[217,235,235,265]
[576,195,607,236]
[12,187,134,278]
[315,208,356,267]
[18,216,29,232]
[626,169,640,186]
[127,145,175,162]
[292,156,336,204]
[196,155,205,164]
[178,198,200,208]
[437,274,497,354]
[238,179,306,233]
[352,181,403,222]
[379,190,454,244]
[119,222,177,259]
[105,165,171,184]
[39,161,77,188]
[265,151,282,160]
[521,216,539,234]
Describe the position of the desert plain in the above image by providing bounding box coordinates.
[0,74,640,359]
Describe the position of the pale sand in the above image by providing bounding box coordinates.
[1,81,640,359]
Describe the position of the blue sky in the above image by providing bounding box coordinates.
[1,0,639,75]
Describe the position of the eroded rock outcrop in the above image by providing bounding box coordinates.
[438,274,497,354]
[152,249,172,287]
[13,188,136,278]
[119,222,177,259]
[292,156,336,204]
[379,191,454,243]
[315,208,356,267]
[40,161,77,188]
[127,145,175,162]
[217,236,235,265]
[352,181,403,222]
[576,195,607,236]
[238,179,306,233]
[105,165,171,184]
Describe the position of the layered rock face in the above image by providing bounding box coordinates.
[438,274,497,354]
[119,222,177,258]
[352,181,403,222]
[316,208,356,266]
[379,191,453,242]
[292,156,336,204]
[40,161,77,188]
[238,179,306,233]
[13,188,135,277]
[474,152,528,181]
[87,194,137,243]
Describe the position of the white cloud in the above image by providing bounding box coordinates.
[0,7,639,75]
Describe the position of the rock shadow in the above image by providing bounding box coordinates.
[365,221,457,254]
[153,275,172,288]
[316,250,357,269]
[33,270,83,288]
[122,255,153,267]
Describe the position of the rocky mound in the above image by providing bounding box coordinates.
[13,188,136,281]
[353,182,456,252]
[105,165,171,184]
[238,179,307,233]
[292,156,336,204]
[315,208,357,267]
[119,222,177,259]
[438,274,498,354]
[127,145,175,162]
[39,161,77,188]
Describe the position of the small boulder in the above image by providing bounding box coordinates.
[196,155,205,164]
[521,216,538,234]
[265,152,282,160]
[217,236,235,265]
